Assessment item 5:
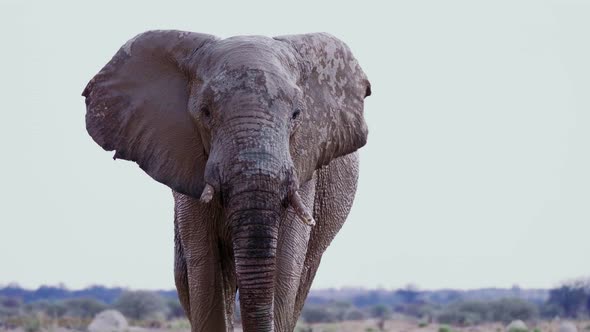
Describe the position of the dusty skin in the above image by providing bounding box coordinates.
[83,30,371,332]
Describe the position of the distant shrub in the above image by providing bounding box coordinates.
[62,298,106,318]
[489,298,537,323]
[436,298,537,326]
[437,309,481,326]
[114,291,168,321]
[437,301,486,326]
[438,325,455,332]
[300,301,358,324]
[546,284,589,318]
[369,303,391,319]
[508,329,528,332]
[418,321,429,327]
[301,305,336,323]
[165,298,185,319]
[506,319,528,332]
[0,296,22,318]
[168,319,191,330]
[344,308,365,321]
[57,316,92,330]
[326,301,353,321]
[22,314,42,332]
[24,300,66,318]
[540,302,564,318]
[397,302,438,318]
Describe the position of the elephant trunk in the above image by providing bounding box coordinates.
[226,175,281,332]
[212,114,290,332]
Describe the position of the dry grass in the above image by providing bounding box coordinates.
[292,319,590,332]
[2,319,589,332]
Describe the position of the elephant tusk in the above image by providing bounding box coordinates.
[290,190,316,226]
[200,183,214,203]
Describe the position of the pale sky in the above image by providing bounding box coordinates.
[1,0,588,291]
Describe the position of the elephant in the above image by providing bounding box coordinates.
[83,30,371,332]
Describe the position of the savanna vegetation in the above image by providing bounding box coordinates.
[1,279,589,331]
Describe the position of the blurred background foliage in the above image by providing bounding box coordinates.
[1,278,588,330]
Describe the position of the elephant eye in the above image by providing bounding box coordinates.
[200,105,211,117]
[292,109,301,120]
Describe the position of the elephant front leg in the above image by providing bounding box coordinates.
[174,210,191,318]
[293,152,360,321]
[173,192,235,332]
[274,175,316,332]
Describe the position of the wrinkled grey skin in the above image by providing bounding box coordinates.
[83,30,370,332]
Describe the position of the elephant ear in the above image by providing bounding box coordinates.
[275,33,371,183]
[83,30,218,198]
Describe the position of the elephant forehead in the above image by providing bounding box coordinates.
[205,36,298,76]
[208,68,295,102]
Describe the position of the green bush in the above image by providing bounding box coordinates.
[438,326,454,332]
[369,303,391,319]
[114,291,168,320]
[344,308,366,321]
[546,284,589,318]
[326,301,352,321]
[25,300,66,318]
[301,301,360,323]
[0,296,22,318]
[301,305,337,323]
[437,298,537,325]
[62,298,106,318]
[166,298,186,319]
[437,304,483,326]
[22,314,41,332]
[489,298,537,323]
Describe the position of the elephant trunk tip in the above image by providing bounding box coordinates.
[200,183,215,203]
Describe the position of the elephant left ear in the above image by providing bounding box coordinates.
[275,33,371,183]
[82,30,218,198]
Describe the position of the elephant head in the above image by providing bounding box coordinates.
[83,30,370,331]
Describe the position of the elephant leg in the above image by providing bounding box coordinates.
[274,175,317,332]
[293,152,360,321]
[173,191,233,332]
[173,207,191,319]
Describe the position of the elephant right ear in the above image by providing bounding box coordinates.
[83,30,218,198]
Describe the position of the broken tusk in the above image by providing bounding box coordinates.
[200,183,214,203]
[290,191,316,226]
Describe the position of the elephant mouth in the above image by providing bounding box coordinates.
[199,177,315,226]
